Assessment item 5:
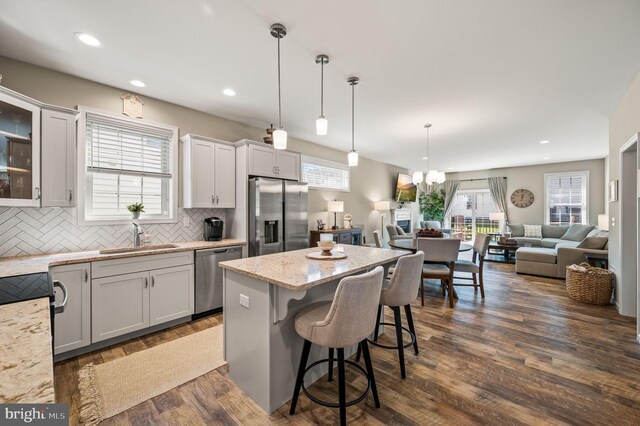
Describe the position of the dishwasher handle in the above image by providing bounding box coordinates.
[196,246,243,257]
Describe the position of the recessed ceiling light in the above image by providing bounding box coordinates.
[222,88,236,97]
[447,167,453,170]
[543,156,550,160]
[130,80,146,88]
[75,32,101,47]
[422,156,428,160]
[540,140,550,144]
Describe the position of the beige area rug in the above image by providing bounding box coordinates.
[78,325,225,425]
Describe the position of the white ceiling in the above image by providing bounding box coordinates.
[1,0,639,172]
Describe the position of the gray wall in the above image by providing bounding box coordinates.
[445,159,606,226]
[608,68,640,320]
[0,56,406,247]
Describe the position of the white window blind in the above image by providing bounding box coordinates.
[81,111,177,221]
[301,155,350,191]
[545,171,589,225]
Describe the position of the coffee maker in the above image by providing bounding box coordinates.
[204,217,224,241]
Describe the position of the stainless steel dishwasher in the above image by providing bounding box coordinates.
[195,246,242,315]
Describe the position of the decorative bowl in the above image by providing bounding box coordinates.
[317,240,335,255]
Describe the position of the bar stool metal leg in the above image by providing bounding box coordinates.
[392,306,406,379]
[404,304,419,355]
[328,348,334,382]
[373,305,382,342]
[290,339,312,415]
[337,348,347,426]
[359,340,380,408]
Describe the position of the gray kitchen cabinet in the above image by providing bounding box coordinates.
[149,264,194,326]
[41,105,78,207]
[51,263,91,354]
[181,134,236,208]
[91,271,150,343]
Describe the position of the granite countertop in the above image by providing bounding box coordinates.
[0,298,55,403]
[220,245,406,291]
[0,239,246,278]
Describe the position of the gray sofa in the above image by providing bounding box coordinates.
[419,220,452,237]
[514,225,608,278]
[508,224,595,248]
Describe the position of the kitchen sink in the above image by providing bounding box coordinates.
[99,243,179,255]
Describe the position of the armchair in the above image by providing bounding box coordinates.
[386,224,414,241]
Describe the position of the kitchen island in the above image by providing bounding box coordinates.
[219,245,406,414]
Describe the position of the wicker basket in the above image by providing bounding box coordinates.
[565,262,613,305]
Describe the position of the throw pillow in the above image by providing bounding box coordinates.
[561,224,595,241]
[523,224,542,238]
[577,237,608,250]
[395,225,406,235]
[509,224,525,237]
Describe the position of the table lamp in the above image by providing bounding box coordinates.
[374,201,391,236]
[328,200,344,230]
[598,214,609,231]
[489,212,506,234]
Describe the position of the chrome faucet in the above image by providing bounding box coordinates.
[132,223,144,247]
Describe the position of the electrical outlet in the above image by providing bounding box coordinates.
[239,294,250,309]
[183,216,190,227]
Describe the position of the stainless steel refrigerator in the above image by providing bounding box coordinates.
[248,178,309,257]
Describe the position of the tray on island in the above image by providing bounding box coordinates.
[305,251,348,260]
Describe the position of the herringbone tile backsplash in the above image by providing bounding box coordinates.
[0,207,225,257]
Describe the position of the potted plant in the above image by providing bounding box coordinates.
[419,187,445,224]
[127,202,145,219]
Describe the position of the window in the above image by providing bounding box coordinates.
[78,107,178,224]
[544,171,589,225]
[301,155,350,192]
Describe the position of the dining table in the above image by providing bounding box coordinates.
[388,238,473,253]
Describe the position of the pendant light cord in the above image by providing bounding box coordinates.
[277,32,282,128]
[320,61,324,116]
[426,125,430,170]
[351,83,355,151]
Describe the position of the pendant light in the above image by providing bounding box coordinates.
[414,124,446,185]
[270,23,287,150]
[347,76,359,166]
[315,54,329,135]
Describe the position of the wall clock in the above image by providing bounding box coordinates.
[510,189,534,208]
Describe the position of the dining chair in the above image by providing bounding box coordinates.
[417,238,461,307]
[373,230,383,248]
[453,233,491,298]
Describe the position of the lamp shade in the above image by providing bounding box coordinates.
[273,128,287,150]
[436,171,446,184]
[328,200,344,213]
[412,171,423,185]
[348,150,358,167]
[316,116,328,135]
[374,200,391,211]
[598,214,609,231]
[490,212,505,221]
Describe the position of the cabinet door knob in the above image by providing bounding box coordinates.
[211,195,215,205]
[144,277,148,288]
[34,187,41,200]
[216,195,219,204]
[151,276,155,287]
[84,269,88,282]
[68,189,73,202]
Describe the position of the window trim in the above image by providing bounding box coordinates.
[77,106,179,226]
[301,155,350,192]
[543,171,589,225]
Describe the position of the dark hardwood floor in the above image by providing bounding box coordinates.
[54,262,640,425]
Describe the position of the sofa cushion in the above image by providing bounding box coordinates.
[516,247,557,264]
[541,225,570,238]
[512,237,542,246]
[541,238,565,248]
[524,225,542,238]
[561,224,595,241]
[509,224,524,237]
[577,236,608,250]
[421,220,442,229]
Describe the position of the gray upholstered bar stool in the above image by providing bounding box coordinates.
[356,251,424,379]
[290,267,384,425]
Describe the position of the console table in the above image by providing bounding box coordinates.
[309,228,362,247]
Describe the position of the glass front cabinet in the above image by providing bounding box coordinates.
[0,89,41,206]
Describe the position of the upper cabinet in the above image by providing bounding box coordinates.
[181,134,236,208]
[41,105,78,207]
[247,143,300,181]
[0,87,41,207]
[0,87,79,208]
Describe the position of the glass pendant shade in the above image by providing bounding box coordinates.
[273,128,287,150]
[412,171,423,185]
[436,171,446,184]
[427,170,439,184]
[348,150,359,167]
[316,116,328,135]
